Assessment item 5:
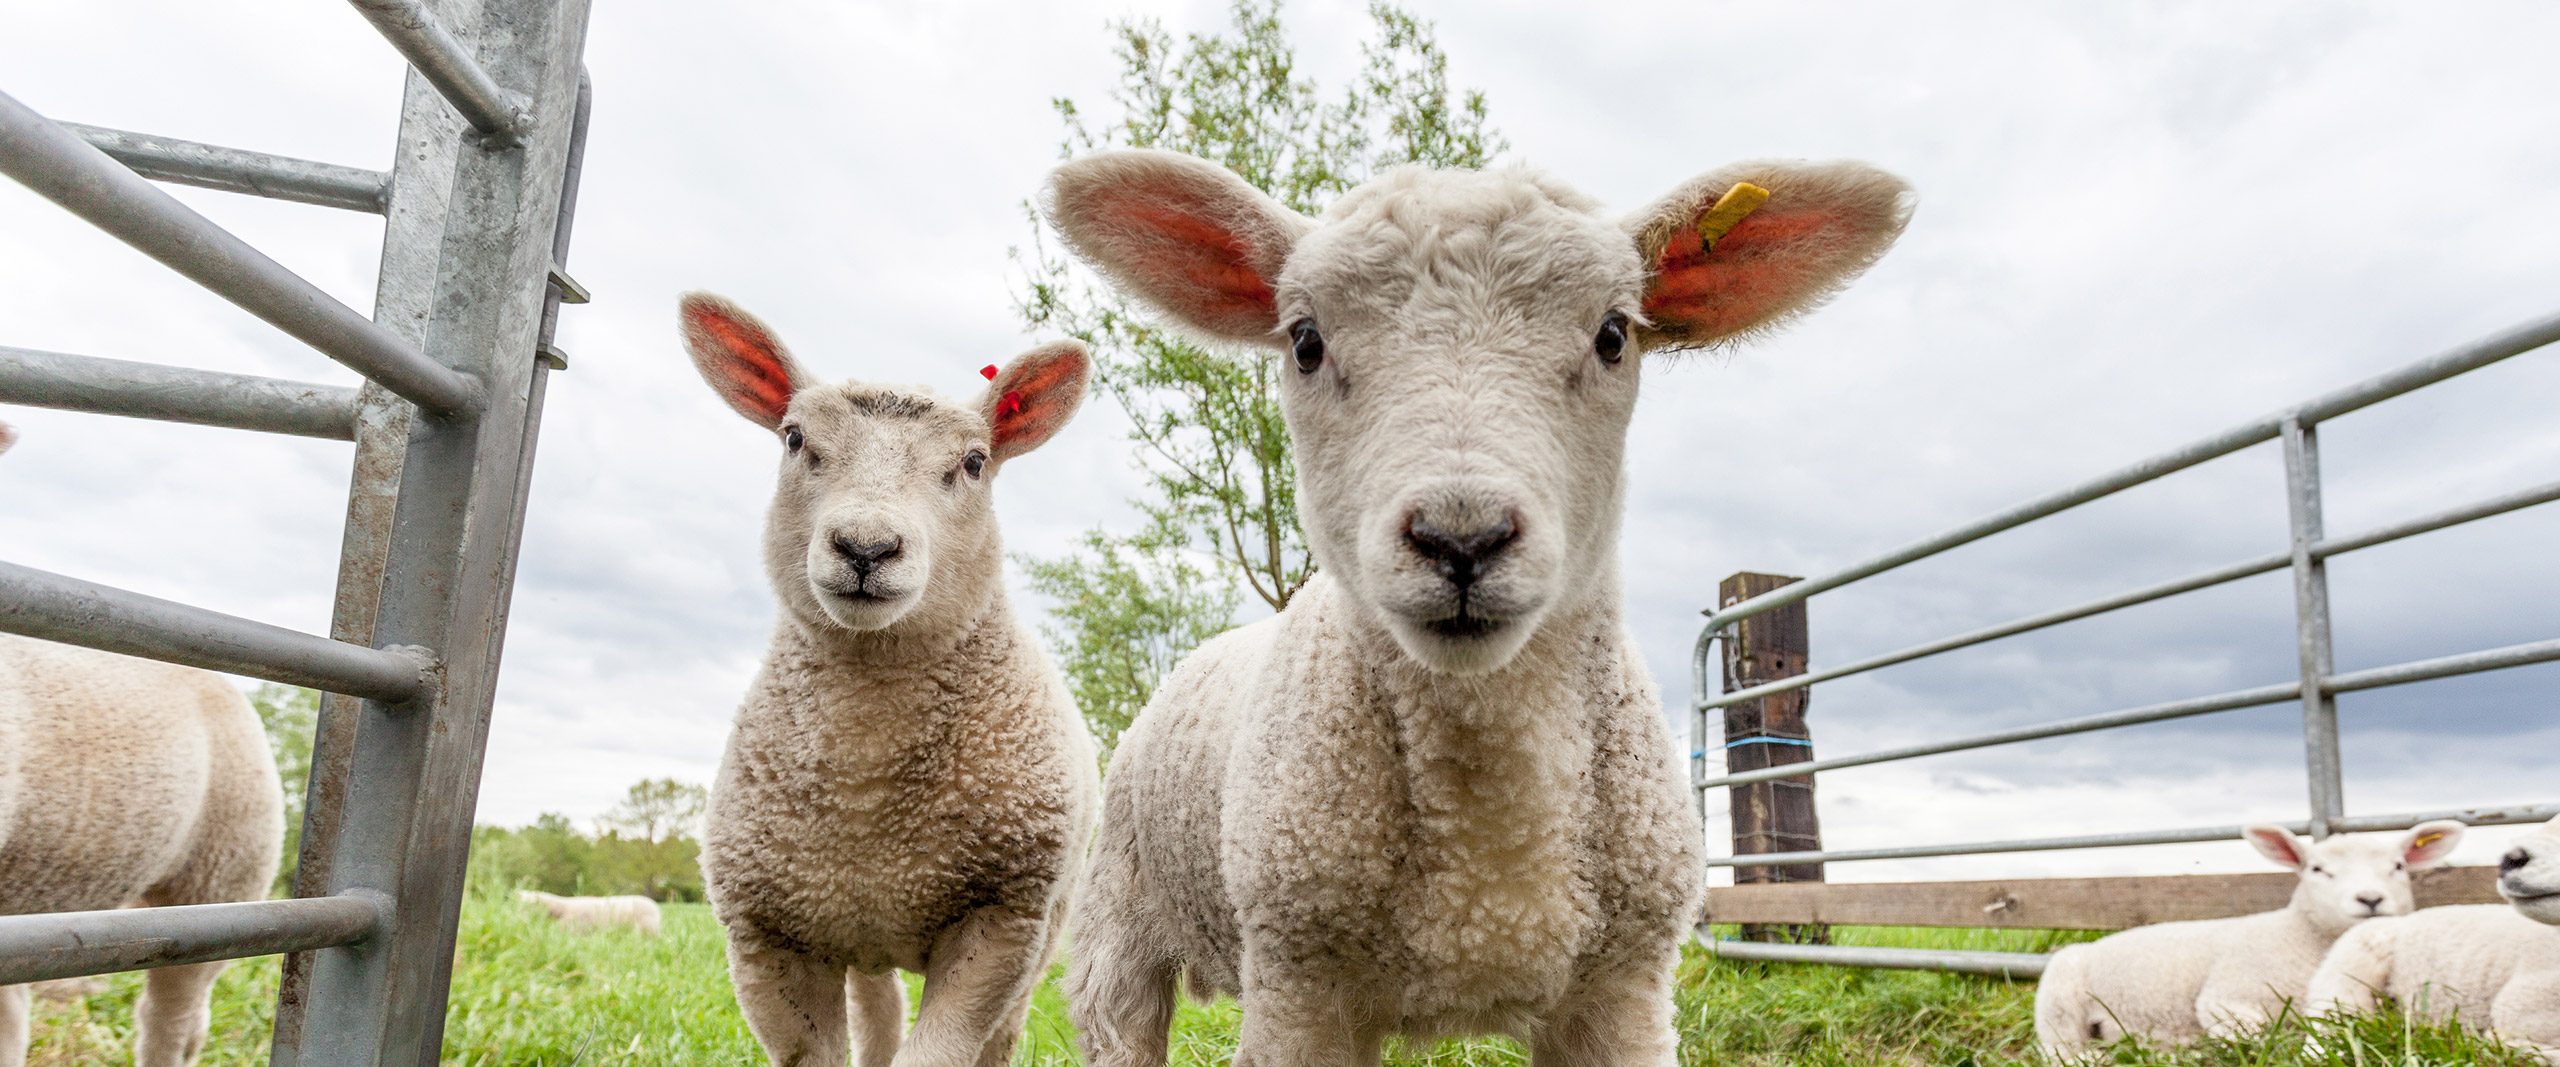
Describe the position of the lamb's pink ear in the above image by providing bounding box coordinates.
[678,292,809,430]
[2401,821,2466,869]
[0,420,15,456]
[981,340,1089,462]
[1044,149,1311,344]
[1626,160,1914,351]
[2245,825,2308,870]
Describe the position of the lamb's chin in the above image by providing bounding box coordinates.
[2508,891,2560,927]
[1384,613,1538,677]
[813,588,919,632]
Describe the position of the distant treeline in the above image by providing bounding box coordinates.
[253,685,710,903]
[467,777,711,902]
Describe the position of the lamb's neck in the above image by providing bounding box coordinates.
[1345,586,1626,738]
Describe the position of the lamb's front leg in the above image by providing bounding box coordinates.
[1531,965,1679,1067]
[1232,968,1386,1067]
[898,907,1050,1067]
[2195,995,2276,1041]
[1,982,29,1067]
[729,933,852,1067]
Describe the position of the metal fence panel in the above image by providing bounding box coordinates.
[0,0,591,1059]
[1691,308,2559,972]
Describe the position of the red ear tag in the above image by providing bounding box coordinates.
[998,391,1024,418]
[980,364,1000,381]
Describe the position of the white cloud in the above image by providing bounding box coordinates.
[4,1,2555,894]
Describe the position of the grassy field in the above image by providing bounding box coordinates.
[24,901,2544,1065]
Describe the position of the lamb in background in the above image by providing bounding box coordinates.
[2034,820,2466,1059]
[1044,149,1913,1065]
[0,635,284,1067]
[513,890,661,936]
[679,293,1098,1067]
[2306,816,2560,1062]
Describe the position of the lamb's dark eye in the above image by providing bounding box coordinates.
[1289,319,1325,375]
[963,449,988,480]
[782,426,804,452]
[1594,312,1629,365]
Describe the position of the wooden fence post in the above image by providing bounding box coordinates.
[1718,571,1825,944]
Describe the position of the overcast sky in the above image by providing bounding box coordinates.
[3,1,2555,885]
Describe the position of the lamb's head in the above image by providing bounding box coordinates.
[2246,821,2465,933]
[1046,150,1910,674]
[2496,816,2560,925]
[679,293,1088,636]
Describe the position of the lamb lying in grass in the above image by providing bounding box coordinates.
[680,294,1098,1067]
[1046,149,1913,1065]
[2306,816,2560,1062]
[514,890,662,936]
[0,635,284,1067]
[2035,821,2465,1059]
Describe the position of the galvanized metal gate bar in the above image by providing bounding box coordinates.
[1698,635,2560,791]
[0,896,386,986]
[1691,308,2560,972]
[0,0,591,1059]
[0,89,475,415]
[0,561,433,700]
[1701,307,2560,633]
[1697,476,2560,714]
[0,345,363,440]
[62,121,390,213]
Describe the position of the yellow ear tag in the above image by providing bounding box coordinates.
[2415,831,2444,848]
[1697,181,1772,252]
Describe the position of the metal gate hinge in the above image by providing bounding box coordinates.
[536,343,569,371]
[547,263,589,304]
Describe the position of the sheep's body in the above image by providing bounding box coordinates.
[2034,822,2463,1060]
[2306,818,2560,1063]
[678,295,1098,1067]
[2036,909,2333,1051]
[516,890,663,935]
[0,635,284,1067]
[2307,905,2560,1051]
[702,603,1095,1059]
[1078,575,1695,1048]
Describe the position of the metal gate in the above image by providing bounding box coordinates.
[0,0,592,1060]
[1689,310,2560,976]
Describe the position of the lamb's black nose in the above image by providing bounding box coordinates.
[2506,848,2535,874]
[832,535,904,574]
[1404,512,1519,590]
[2356,893,2384,912]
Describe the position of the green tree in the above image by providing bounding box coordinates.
[249,683,318,894]
[465,781,711,903]
[600,777,708,845]
[1015,0,1501,756]
[1020,529,1238,758]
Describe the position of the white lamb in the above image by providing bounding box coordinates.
[513,890,662,936]
[1044,149,1913,1064]
[678,294,1099,1067]
[2306,816,2560,1062]
[0,635,285,1067]
[2034,820,2466,1059]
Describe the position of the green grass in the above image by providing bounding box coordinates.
[23,908,2546,1064]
